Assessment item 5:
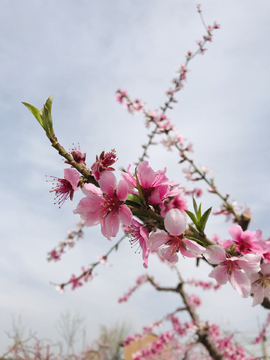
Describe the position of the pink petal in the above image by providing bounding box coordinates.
[137,161,155,188]
[81,183,100,198]
[230,270,250,298]
[252,285,265,307]
[73,197,101,226]
[183,239,205,255]
[180,246,203,258]
[64,168,80,190]
[118,205,132,226]
[237,254,261,274]
[159,247,179,263]
[121,165,136,187]
[261,263,270,276]
[98,171,117,197]
[228,225,242,242]
[164,209,186,236]
[209,266,229,285]
[116,180,129,201]
[149,230,170,250]
[102,210,120,239]
[204,245,226,264]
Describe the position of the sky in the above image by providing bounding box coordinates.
[1,0,270,356]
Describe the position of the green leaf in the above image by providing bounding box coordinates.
[22,102,44,128]
[40,95,54,137]
[197,203,202,221]
[198,207,212,232]
[188,224,200,235]
[22,95,54,137]
[127,193,143,206]
[132,209,151,218]
[192,197,198,215]
[186,237,205,246]
[185,209,198,226]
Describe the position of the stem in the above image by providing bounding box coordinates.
[53,234,127,290]
[47,134,98,187]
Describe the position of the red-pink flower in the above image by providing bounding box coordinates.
[73,171,132,240]
[223,225,266,255]
[48,168,80,207]
[69,274,83,290]
[91,149,117,181]
[71,144,86,165]
[123,219,150,268]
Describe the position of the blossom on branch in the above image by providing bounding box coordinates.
[123,219,150,269]
[73,171,132,240]
[91,149,117,181]
[47,168,80,207]
[149,209,205,263]
[204,245,261,298]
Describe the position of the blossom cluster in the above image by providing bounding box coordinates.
[50,151,270,307]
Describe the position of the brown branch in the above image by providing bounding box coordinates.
[147,276,224,360]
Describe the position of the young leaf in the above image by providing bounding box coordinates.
[192,197,198,215]
[126,193,144,206]
[185,209,198,226]
[22,102,44,128]
[197,203,202,221]
[188,224,200,235]
[40,95,54,137]
[199,207,212,232]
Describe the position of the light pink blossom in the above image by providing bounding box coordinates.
[204,245,261,298]
[250,263,270,306]
[73,171,132,240]
[149,209,205,263]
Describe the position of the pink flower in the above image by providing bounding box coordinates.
[123,219,150,268]
[149,209,205,263]
[250,263,270,306]
[188,294,201,308]
[160,193,188,217]
[204,245,261,297]
[69,274,83,290]
[70,144,86,165]
[48,168,80,207]
[98,256,110,266]
[223,225,266,255]
[115,89,127,104]
[73,171,132,240]
[91,149,117,181]
[48,249,62,261]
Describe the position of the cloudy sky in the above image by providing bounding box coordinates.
[1,0,270,356]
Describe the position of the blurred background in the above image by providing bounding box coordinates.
[1,0,270,356]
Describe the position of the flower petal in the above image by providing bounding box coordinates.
[118,205,132,226]
[149,230,170,250]
[204,245,226,265]
[117,180,129,201]
[230,270,250,298]
[98,171,117,197]
[164,209,186,236]
[209,266,229,285]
